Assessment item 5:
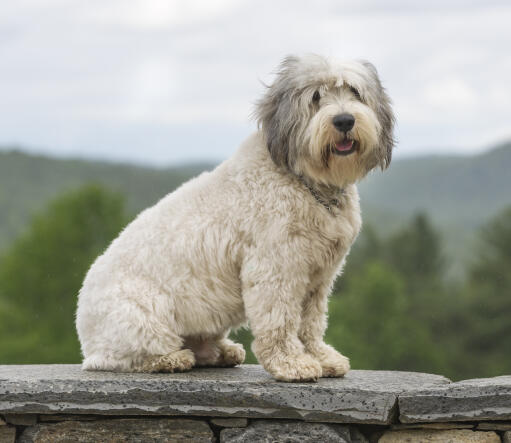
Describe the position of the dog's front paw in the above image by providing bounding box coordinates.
[320,352,350,377]
[269,354,322,382]
[310,344,350,377]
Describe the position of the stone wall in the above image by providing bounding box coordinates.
[0,364,510,442]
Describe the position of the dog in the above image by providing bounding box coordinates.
[76,54,395,382]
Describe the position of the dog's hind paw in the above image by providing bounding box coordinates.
[218,342,246,367]
[138,349,196,373]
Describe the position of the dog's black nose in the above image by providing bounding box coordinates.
[333,113,355,132]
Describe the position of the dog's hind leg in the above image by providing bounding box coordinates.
[185,334,245,367]
[217,338,246,367]
[133,323,196,373]
[137,349,196,373]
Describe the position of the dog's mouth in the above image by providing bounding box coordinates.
[331,138,358,156]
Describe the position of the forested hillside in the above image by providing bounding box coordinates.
[0,142,510,379]
[1,141,509,273]
[359,140,511,230]
[0,151,212,250]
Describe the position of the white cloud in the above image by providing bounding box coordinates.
[0,0,510,164]
[80,0,243,29]
[422,78,477,110]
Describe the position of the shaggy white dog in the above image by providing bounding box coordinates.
[76,54,395,382]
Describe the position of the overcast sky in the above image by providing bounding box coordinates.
[1,0,510,166]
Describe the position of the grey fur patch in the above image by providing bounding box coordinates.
[253,56,310,171]
[361,61,396,170]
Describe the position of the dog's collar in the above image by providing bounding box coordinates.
[298,176,345,214]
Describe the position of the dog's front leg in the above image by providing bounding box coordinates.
[299,281,350,377]
[241,255,322,382]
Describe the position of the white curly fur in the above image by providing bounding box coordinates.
[76,54,394,381]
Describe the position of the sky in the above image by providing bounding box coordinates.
[1,0,510,166]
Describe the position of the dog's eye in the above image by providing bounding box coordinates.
[312,90,321,103]
[350,86,361,101]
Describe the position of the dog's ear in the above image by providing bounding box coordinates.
[362,61,395,170]
[253,56,301,168]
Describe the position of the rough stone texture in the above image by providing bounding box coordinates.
[18,418,213,443]
[0,418,5,425]
[0,364,449,425]
[220,420,367,442]
[379,429,501,442]
[210,418,248,428]
[391,422,474,430]
[477,422,511,431]
[0,427,15,443]
[4,414,37,425]
[503,431,511,443]
[399,375,511,423]
[39,414,98,422]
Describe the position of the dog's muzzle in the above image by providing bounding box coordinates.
[331,113,357,156]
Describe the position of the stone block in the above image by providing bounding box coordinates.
[38,414,98,422]
[0,427,16,443]
[391,422,474,430]
[220,420,367,442]
[210,418,248,428]
[477,422,511,431]
[4,414,37,425]
[379,429,500,442]
[503,431,510,443]
[18,418,213,443]
[399,375,511,423]
[0,364,449,425]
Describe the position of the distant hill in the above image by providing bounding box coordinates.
[358,141,511,276]
[359,140,511,231]
[1,142,510,276]
[0,150,213,250]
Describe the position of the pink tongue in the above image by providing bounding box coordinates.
[335,140,353,151]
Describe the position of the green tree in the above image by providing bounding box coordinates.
[385,213,444,289]
[236,215,452,372]
[0,185,128,363]
[326,261,444,372]
[330,214,465,377]
[461,207,511,377]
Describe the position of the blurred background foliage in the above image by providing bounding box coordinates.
[0,144,510,380]
[234,208,511,380]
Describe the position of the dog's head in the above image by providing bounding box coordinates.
[255,54,395,187]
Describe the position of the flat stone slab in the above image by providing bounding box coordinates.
[0,364,449,425]
[391,422,474,430]
[477,422,511,431]
[399,375,511,423]
[4,413,37,425]
[210,418,248,428]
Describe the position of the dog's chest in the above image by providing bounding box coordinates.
[313,197,361,266]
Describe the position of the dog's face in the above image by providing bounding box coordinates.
[255,54,395,187]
